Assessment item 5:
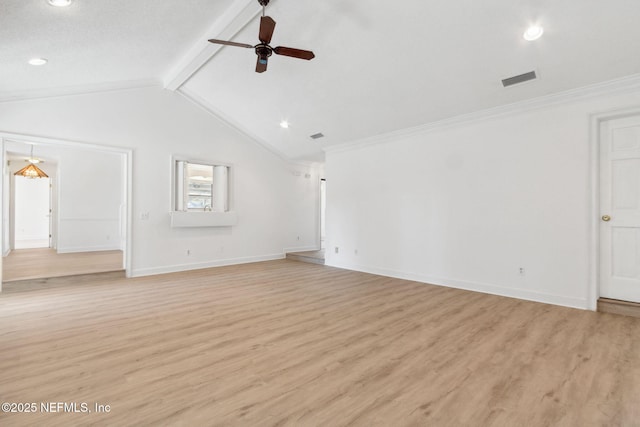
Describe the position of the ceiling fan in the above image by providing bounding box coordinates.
[208,0,315,73]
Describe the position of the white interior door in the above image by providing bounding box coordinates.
[600,115,640,303]
[14,176,50,249]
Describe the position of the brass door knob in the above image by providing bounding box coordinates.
[602,215,611,222]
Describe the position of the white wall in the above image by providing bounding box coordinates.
[56,147,123,253]
[325,87,640,310]
[0,87,319,276]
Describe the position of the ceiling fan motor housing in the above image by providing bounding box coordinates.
[258,0,270,6]
[255,44,273,64]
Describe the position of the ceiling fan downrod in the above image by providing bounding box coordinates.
[258,0,269,16]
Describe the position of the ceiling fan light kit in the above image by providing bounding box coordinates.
[208,0,314,73]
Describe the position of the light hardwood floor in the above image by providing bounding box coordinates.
[2,248,123,282]
[1,260,639,426]
[286,249,325,265]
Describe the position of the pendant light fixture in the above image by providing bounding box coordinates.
[14,146,48,179]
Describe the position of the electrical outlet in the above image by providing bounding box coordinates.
[187,249,191,256]
[354,249,358,255]
[140,212,150,220]
[519,267,525,276]
[335,247,339,254]
[297,236,300,241]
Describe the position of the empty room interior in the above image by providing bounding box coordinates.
[1,0,640,425]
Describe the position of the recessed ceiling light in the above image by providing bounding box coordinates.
[48,0,72,6]
[280,121,290,129]
[28,58,48,66]
[523,25,544,41]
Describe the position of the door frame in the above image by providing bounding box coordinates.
[319,178,326,250]
[589,107,640,310]
[0,131,133,289]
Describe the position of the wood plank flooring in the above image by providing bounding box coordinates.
[286,249,325,265]
[1,259,639,426]
[1,271,126,294]
[2,248,123,282]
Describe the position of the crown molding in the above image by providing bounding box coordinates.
[163,0,263,91]
[324,73,640,156]
[0,79,160,103]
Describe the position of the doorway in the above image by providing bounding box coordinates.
[14,175,51,249]
[0,135,133,288]
[598,113,640,303]
[320,178,326,250]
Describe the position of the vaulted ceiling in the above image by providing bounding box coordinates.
[3,0,640,162]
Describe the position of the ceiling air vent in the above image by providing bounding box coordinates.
[502,71,537,87]
[310,132,325,140]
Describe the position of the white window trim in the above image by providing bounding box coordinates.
[169,155,237,228]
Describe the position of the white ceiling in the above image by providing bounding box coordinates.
[0,0,234,91]
[4,0,640,161]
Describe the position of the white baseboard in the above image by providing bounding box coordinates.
[326,261,589,311]
[283,245,320,253]
[57,245,123,254]
[131,253,285,278]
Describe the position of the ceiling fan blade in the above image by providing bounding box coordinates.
[256,56,268,73]
[208,39,254,49]
[273,46,315,60]
[259,16,276,44]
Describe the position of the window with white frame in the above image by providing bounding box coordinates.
[174,160,230,212]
